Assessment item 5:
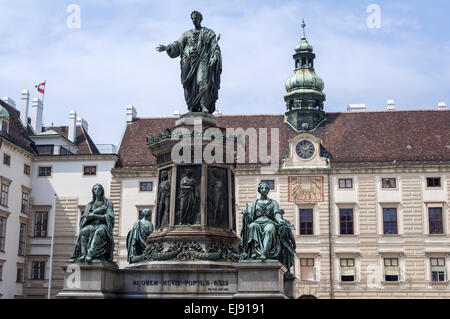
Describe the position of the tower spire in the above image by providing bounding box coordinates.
[301,19,306,39]
[283,20,326,132]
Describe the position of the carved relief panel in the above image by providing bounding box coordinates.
[288,176,324,203]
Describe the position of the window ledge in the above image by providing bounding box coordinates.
[381,281,403,285]
[428,281,449,286]
[339,281,359,286]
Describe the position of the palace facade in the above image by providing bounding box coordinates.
[0,25,449,299]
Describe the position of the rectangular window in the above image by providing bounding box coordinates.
[24,164,31,176]
[0,264,3,280]
[339,208,354,235]
[31,261,45,280]
[36,145,54,155]
[0,183,8,207]
[38,166,52,177]
[382,178,396,189]
[83,166,97,176]
[339,179,353,189]
[340,258,355,282]
[139,182,153,192]
[18,223,26,256]
[431,258,446,282]
[384,258,399,282]
[300,258,315,281]
[16,268,24,283]
[429,207,443,235]
[427,178,441,188]
[261,180,275,190]
[299,209,313,235]
[34,212,48,238]
[59,146,72,155]
[1,120,7,133]
[3,154,10,166]
[21,192,29,214]
[383,208,398,235]
[0,217,6,251]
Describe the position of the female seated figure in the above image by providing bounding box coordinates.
[241,182,296,271]
[68,184,115,263]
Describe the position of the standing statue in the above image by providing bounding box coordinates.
[207,168,226,228]
[68,184,115,263]
[156,10,222,114]
[177,168,200,225]
[126,209,154,263]
[241,182,296,272]
[157,170,171,228]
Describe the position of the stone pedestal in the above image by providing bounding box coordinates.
[56,261,292,299]
[145,114,240,263]
[234,260,287,299]
[56,263,119,299]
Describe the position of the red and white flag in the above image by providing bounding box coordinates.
[35,81,46,94]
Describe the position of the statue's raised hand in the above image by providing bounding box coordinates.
[156,45,167,52]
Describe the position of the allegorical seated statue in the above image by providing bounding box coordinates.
[156,10,222,114]
[241,182,296,272]
[126,209,154,263]
[68,184,115,263]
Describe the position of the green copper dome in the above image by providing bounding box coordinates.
[285,68,324,93]
[0,105,10,121]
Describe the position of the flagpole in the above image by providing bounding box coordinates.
[42,80,46,104]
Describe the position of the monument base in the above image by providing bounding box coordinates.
[56,260,295,299]
[56,262,119,299]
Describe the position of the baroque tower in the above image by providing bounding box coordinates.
[284,20,326,131]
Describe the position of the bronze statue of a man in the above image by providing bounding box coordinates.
[156,11,222,114]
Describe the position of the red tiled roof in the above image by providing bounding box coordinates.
[115,110,450,171]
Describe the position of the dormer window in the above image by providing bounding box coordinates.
[1,119,8,133]
[36,145,54,155]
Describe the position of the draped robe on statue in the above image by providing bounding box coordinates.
[166,27,222,113]
[70,199,115,262]
[241,198,282,259]
[126,218,154,263]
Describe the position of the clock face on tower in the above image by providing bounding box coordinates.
[296,140,315,159]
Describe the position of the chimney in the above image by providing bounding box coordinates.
[126,105,137,123]
[20,90,30,128]
[173,110,180,117]
[31,98,44,134]
[2,96,16,108]
[68,110,77,143]
[213,108,222,116]
[438,102,447,110]
[347,104,366,112]
[386,99,395,111]
[76,116,88,132]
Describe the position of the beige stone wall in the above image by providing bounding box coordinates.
[48,197,78,298]
[235,170,450,299]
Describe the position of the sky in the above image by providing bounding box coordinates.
[0,0,449,146]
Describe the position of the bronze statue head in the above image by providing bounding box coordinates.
[191,11,203,26]
[141,208,152,220]
[257,181,270,195]
[91,184,105,202]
